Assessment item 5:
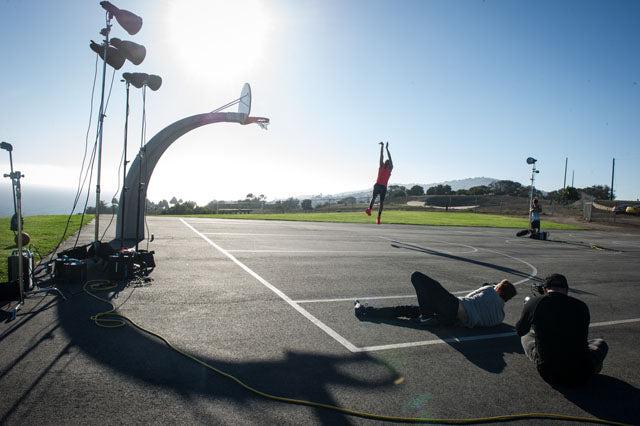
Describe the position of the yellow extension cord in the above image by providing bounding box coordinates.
[83,280,629,425]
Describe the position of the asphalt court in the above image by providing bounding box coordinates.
[180,217,640,353]
[3,215,640,425]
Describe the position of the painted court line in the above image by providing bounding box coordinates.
[358,318,640,352]
[294,291,471,304]
[203,232,328,237]
[182,219,639,354]
[227,249,415,254]
[180,218,360,352]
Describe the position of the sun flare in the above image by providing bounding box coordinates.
[168,0,272,82]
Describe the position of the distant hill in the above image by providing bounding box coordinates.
[295,177,499,204]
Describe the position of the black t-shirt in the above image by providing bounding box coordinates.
[516,292,593,385]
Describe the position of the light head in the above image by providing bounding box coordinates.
[100,1,143,35]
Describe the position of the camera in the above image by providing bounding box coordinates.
[523,281,546,304]
[532,281,545,296]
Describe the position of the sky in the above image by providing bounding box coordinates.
[0,0,638,209]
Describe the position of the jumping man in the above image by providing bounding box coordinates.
[366,142,393,224]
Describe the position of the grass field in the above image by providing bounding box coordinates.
[0,211,583,283]
[182,210,585,229]
[0,215,94,282]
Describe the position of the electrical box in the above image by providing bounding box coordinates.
[8,249,34,292]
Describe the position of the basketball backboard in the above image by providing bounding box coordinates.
[238,83,252,122]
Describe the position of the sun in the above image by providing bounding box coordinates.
[167,0,272,82]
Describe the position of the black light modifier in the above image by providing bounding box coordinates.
[90,40,126,69]
[110,38,146,65]
[123,72,162,91]
[100,1,143,35]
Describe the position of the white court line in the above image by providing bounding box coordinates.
[358,318,640,352]
[590,318,640,328]
[203,232,328,237]
[181,219,637,354]
[180,218,360,352]
[295,294,417,303]
[226,249,429,254]
[295,290,470,304]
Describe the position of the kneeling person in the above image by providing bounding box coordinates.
[516,273,608,386]
[355,271,516,328]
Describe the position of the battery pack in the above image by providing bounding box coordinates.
[8,249,34,292]
[108,253,135,280]
[67,260,88,285]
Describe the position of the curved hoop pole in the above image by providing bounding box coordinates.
[244,117,270,129]
[115,111,247,242]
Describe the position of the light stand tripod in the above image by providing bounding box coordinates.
[2,142,65,321]
[526,157,539,225]
[119,81,131,248]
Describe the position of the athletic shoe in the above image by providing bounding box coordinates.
[412,315,441,326]
[365,208,371,216]
[354,300,373,317]
[376,217,381,224]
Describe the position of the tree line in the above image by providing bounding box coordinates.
[85,182,614,214]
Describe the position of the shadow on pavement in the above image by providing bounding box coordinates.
[357,316,522,374]
[557,374,640,425]
[389,240,541,282]
[1,281,402,425]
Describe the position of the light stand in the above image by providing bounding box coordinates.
[2,143,64,321]
[121,72,162,251]
[89,2,145,249]
[526,157,539,225]
[119,80,131,248]
[1,142,18,230]
[2,142,24,316]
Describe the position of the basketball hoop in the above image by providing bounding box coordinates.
[209,83,269,129]
[245,116,270,130]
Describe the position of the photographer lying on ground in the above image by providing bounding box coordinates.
[354,271,516,327]
[516,273,608,386]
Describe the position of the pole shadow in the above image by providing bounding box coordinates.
[389,240,541,283]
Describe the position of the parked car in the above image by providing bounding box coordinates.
[613,204,629,214]
[625,205,640,215]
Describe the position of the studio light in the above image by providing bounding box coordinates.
[100,1,143,35]
[146,74,162,91]
[90,40,126,69]
[123,72,163,91]
[90,1,145,244]
[123,72,147,88]
[110,38,146,65]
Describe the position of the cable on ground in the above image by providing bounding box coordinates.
[83,280,629,425]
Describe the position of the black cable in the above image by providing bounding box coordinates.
[39,54,100,270]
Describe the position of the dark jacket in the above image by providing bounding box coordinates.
[516,292,594,385]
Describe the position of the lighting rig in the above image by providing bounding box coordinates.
[119,72,162,250]
[89,1,146,246]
